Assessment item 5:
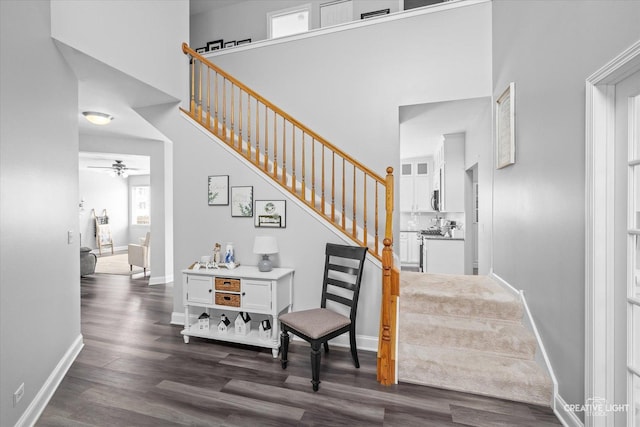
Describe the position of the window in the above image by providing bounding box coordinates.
[320,0,352,28]
[132,186,150,225]
[268,4,311,39]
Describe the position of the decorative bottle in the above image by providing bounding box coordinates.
[224,243,235,263]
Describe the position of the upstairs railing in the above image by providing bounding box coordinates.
[181,43,398,384]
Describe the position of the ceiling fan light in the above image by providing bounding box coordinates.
[82,111,114,125]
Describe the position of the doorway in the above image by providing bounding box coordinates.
[586,40,640,427]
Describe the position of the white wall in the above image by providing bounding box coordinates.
[80,135,172,285]
[0,1,81,426]
[190,0,401,50]
[51,0,188,101]
[491,0,640,410]
[79,170,129,251]
[205,1,492,243]
[138,103,383,343]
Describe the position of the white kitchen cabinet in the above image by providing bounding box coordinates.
[181,266,294,358]
[424,238,464,274]
[400,157,433,212]
[434,133,465,212]
[400,231,420,266]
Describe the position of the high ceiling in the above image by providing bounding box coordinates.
[400,97,490,159]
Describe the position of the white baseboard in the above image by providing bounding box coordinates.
[554,394,585,427]
[170,311,378,352]
[149,274,173,286]
[15,334,84,427]
[90,246,128,254]
[490,271,581,424]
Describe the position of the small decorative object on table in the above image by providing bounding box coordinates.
[213,243,222,265]
[198,312,210,330]
[234,312,251,335]
[217,314,230,332]
[259,319,272,340]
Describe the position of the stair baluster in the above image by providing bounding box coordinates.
[181,43,399,385]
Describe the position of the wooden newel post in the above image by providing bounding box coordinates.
[377,167,397,385]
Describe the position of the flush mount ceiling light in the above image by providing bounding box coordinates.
[82,111,114,125]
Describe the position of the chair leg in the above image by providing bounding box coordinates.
[323,341,329,353]
[130,265,133,272]
[350,330,360,369]
[280,330,289,369]
[143,268,147,277]
[310,343,322,392]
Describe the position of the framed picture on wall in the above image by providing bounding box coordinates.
[237,38,252,46]
[254,200,286,228]
[224,41,236,48]
[208,175,229,205]
[231,186,253,217]
[207,39,224,52]
[496,82,515,169]
[361,9,390,19]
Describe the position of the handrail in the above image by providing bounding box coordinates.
[182,43,384,183]
[182,43,397,384]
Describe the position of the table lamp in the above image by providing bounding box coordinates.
[253,236,279,272]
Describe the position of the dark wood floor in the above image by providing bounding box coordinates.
[36,273,561,426]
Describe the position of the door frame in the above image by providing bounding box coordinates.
[585,39,640,427]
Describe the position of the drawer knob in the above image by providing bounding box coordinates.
[209,289,212,293]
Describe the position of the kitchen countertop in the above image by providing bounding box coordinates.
[422,235,464,241]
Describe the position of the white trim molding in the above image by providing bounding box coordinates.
[490,271,559,407]
[15,334,84,427]
[585,39,640,427]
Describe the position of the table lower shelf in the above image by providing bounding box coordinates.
[181,324,279,357]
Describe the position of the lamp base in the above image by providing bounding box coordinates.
[258,255,273,272]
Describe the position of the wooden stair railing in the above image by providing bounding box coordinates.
[181,43,399,384]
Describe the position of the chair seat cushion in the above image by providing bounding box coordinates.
[279,308,351,339]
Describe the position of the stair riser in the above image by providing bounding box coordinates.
[398,350,552,407]
[399,314,536,359]
[400,295,523,321]
[398,371,551,407]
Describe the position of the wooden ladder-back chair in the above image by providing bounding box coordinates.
[92,209,114,255]
[279,243,368,391]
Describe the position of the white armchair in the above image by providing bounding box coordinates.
[128,232,150,277]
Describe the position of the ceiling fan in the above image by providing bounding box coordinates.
[87,160,139,177]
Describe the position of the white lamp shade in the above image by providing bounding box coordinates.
[253,236,278,255]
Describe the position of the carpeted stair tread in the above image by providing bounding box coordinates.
[398,343,553,406]
[399,311,537,360]
[400,272,523,321]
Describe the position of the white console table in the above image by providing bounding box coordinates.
[181,265,294,358]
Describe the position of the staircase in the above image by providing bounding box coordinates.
[181,43,399,385]
[398,272,553,406]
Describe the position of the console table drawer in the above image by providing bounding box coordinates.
[215,292,240,307]
[215,277,241,292]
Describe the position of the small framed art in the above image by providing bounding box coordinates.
[254,200,286,228]
[208,175,229,205]
[231,186,253,217]
[496,82,515,169]
[237,38,252,46]
[224,41,236,48]
[361,9,389,19]
[207,39,223,52]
